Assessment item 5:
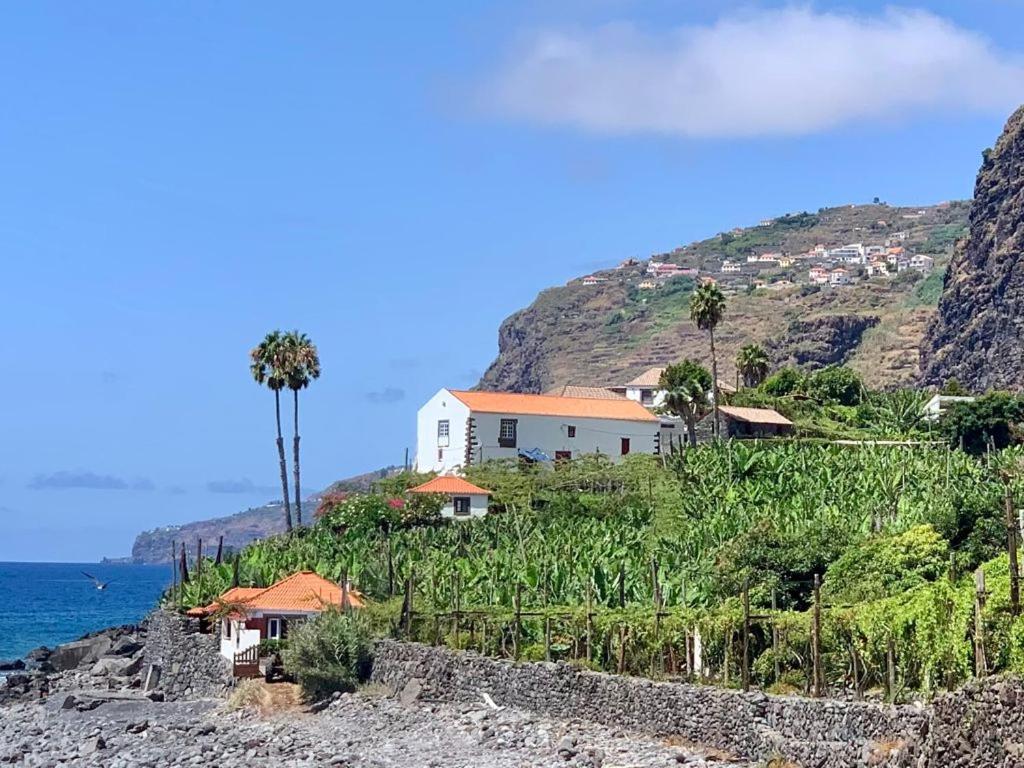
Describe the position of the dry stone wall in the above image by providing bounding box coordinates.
[141,610,232,701]
[371,640,1024,768]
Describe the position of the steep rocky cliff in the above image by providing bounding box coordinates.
[921,106,1024,390]
[767,314,880,370]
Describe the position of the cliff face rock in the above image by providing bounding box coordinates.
[768,314,880,370]
[922,106,1024,390]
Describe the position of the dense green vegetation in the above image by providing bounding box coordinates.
[174,432,1024,699]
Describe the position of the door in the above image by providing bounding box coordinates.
[620,438,630,455]
[267,617,282,640]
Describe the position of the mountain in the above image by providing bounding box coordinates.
[921,106,1024,390]
[479,202,968,393]
[127,466,399,564]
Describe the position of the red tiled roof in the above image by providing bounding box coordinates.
[625,367,665,387]
[718,406,793,426]
[449,390,658,422]
[545,385,627,401]
[190,572,365,617]
[409,476,491,495]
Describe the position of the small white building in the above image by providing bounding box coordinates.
[809,266,829,284]
[416,389,660,472]
[911,254,935,272]
[922,394,976,422]
[830,267,851,285]
[581,275,606,286]
[610,367,666,407]
[721,260,742,273]
[409,475,490,519]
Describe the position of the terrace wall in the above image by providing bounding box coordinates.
[371,640,1024,768]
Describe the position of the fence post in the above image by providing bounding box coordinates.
[771,588,781,685]
[1007,486,1021,616]
[171,540,177,607]
[514,582,522,661]
[585,581,593,664]
[974,568,988,677]
[652,558,662,676]
[617,562,627,674]
[886,637,897,702]
[742,578,751,692]
[544,616,552,662]
[196,538,203,604]
[812,573,822,698]
[403,571,415,638]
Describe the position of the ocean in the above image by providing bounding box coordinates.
[0,562,172,661]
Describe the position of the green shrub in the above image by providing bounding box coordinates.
[760,367,805,397]
[258,638,287,656]
[805,365,864,406]
[282,610,373,698]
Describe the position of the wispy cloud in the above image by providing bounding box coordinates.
[365,387,406,404]
[484,7,1024,138]
[206,478,278,495]
[29,471,155,491]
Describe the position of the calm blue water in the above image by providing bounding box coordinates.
[0,563,172,661]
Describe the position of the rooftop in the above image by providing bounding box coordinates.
[449,390,658,422]
[718,406,794,426]
[625,367,665,387]
[545,385,627,400]
[409,476,491,496]
[189,571,365,617]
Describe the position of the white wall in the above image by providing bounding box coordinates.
[416,389,471,472]
[467,411,659,464]
[219,619,261,660]
[440,492,490,519]
[625,386,665,408]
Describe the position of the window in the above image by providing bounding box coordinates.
[567,425,576,438]
[620,438,630,455]
[437,419,450,447]
[223,619,232,640]
[438,448,443,462]
[499,418,517,448]
[267,617,282,640]
[453,496,471,516]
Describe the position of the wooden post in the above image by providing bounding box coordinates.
[585,581,593,663]
[214,535,224,565]
[886,637,897,702]
[811,573,822,698]
[974,568,988,677]
[404,571,415,637]
[618,562,626,609]
[453,572,461,646]
[771,589,781,685]
[617,623,626,674]
[652,558,663,675]
[1007,486,1021,616]
[741,578,751,692]
[544,616,552,662]
[196,538,203,604]
[341,570,350,613]
[171,540,177,607]
[513,582,522,660]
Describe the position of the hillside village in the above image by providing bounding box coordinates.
[578,205,949,294]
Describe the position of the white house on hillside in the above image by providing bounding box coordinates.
[416,389,660,472]
[609,367,666,407]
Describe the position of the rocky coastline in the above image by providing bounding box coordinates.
[0,615,742,767]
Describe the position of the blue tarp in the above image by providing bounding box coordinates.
[518,447,551,462]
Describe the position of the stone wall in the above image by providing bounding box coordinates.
[142,609,232,701]
[371,641,928,768]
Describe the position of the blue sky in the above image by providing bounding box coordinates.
[1,1,1022,561]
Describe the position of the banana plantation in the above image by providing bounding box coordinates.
[172,441,1024,700]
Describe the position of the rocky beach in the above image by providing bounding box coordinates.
[0,619,746,768]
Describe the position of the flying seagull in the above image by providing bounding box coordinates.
[81,572,111,591]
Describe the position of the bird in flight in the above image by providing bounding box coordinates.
[81,572,111,591]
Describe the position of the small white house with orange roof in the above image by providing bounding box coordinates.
[188,571,364,660]
[409,475,491,519]
[416,389,660,473]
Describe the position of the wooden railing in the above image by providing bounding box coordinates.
[232,645,260,679]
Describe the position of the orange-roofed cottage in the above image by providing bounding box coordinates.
[415,389,660,472]
[188,572,364,660]
[409,475,491,519]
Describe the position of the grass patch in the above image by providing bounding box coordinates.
[225,679,272,712]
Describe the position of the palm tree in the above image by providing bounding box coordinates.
[689,282,727,438]
[250,330,292,532]
[736,343,770,388]
[281,330,321,527]
[659,360,712,447]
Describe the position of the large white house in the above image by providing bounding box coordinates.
[416,389,661,472]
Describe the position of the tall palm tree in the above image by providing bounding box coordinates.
[689,282,727,438]
[659,360,712,447]
[250,330,292,532]
[281,330,321,527]
[736,343,770,388]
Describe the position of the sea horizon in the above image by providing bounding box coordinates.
[0,561,172,661]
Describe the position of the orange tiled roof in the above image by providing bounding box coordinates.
[450,390,658,422]
[409,476,491,495]
[718,406,793,426]
[193,572,365,617]
[625,367,665,387]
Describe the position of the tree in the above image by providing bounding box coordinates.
[805,365,864,406]
[689,282,727,437]
[761,367,805,396]
[659,360,712,447]
[735,344,770,388]
[250,331,292,532]
[941,378,970,397]
[944,392,1024,455]
[282,331,321,527]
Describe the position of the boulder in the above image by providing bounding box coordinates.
[0,659,25,671]
[91,655,143,677]
[24,646,51,662]
[107,636,144,657]
[50,635,113,671]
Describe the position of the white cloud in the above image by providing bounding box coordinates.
[485,7,1024,138]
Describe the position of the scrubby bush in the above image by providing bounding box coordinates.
[943,392,1024,455]
[804,365,864,406]
[282,609,373,699]
[760,367,805,397]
